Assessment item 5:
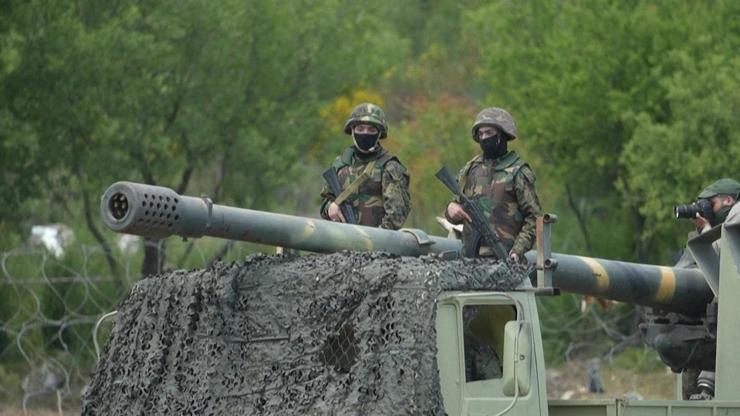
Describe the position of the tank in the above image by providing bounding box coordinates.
[99,180,730,407]
[101,181,712,316]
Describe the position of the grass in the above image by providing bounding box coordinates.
[547,360,676,400]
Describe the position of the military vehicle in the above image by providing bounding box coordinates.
[97,181,740,415]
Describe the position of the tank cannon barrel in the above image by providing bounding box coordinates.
[524,251,712,316]
[101,181,712,316]
[100,181,462,257]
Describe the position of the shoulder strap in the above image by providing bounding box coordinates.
[332,149,401,205]
[334,160,376,205]
[331,147,356,171]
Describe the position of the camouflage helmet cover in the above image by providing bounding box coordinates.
[343,103,389,139]
[471,107,518,142]
[697,178,740,199]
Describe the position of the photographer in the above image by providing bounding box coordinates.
[685,178,740,233]
[671,178,740,400]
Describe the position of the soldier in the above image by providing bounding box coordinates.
[320,103,411,229]
[445,107,542,261]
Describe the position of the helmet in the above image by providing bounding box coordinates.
[471,107,517,142]
[698,178,740,199]
[343,103,389,139]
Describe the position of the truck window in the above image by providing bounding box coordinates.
[462,304,516,382]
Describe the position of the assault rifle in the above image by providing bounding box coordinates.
[435,166,509,259]
[322,167,357,224]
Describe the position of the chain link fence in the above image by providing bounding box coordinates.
[0,244,130,414]
[0,238,242,414]
[0,241,672,414]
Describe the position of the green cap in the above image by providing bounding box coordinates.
[697,178,740,199]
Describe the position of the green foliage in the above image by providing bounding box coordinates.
[0,364,22,400]
[464,0,739,262]
[0,0,410,279]
[538,294,641,366]
[1,0,738,380]
[608,347,665,374]
[389,95,479,231]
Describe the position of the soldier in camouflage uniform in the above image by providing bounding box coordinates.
[445,107,542,261]
[320,103,411,229]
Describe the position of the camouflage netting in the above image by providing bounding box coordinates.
[82,251,529,415]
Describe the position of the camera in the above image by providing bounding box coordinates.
[675,198,713,220]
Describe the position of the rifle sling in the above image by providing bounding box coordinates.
[334,161,376,206]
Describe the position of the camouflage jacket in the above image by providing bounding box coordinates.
[320,146,411,230]
[448,151,541,257]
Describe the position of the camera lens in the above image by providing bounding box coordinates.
[675,199,713,220]
[675,203,699,219]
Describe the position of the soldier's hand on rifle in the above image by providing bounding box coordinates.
[509,252,519,263]
[328,202,347,223]
[446,202,472,223]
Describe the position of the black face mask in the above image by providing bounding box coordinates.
[480,135,507,159]
[353,132,380,153]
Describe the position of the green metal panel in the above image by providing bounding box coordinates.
[548,400,617,416]
[617,400,740,416]
[502,321,532,396]
[549,400,740,416]
[436,301,463,416]
[716,222,740,400]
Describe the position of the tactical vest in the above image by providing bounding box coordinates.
[332,147,398,227]
[459,151,527,255]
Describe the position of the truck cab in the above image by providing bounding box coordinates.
[436,290,547,416]
[434,220,740,416]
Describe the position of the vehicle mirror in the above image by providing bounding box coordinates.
[502,320,531,396]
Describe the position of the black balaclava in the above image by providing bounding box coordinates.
[479,133,507,159]
[353,131,381,154]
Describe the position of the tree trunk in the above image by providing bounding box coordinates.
[565,185,594,255]
[73,149,124,295]
[631,208,653,263]
[141,238,166,277]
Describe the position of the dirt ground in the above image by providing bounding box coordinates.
[0,410,77,416]
[0,366,677,415]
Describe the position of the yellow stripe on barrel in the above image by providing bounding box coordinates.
[655,266,677,302]
[579,256,610,292]
[297,220,318,242]
[354,225,374,251]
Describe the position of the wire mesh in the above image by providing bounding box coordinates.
[0,241,671,414]
[82,252,528,415]
[0,238,229,414]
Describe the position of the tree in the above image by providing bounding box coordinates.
[1,0,409,278]
[466,0,739,262]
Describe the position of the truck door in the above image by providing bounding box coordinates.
[436,292,545,416]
